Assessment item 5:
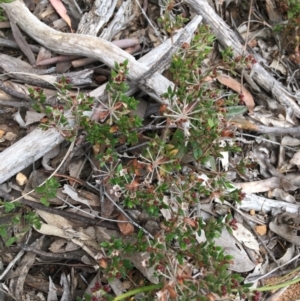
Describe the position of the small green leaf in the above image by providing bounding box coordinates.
[179,240,187,250]
[193,147,202,160]
[225,106,248,117]
[100,241,110,248]
[40,197,50,207]
[0,226,7,238]
[12,215,20,225]
[5,236,16,247]
[4,202,15,213]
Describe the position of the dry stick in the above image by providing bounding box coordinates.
[104,191,154,239]
[8,132,76,203]
[0,80,31,101]
[38,39,140,66]
[247,253,300,282]
[0,0,171,104]
[0,37,40,52]
[184,0,300,117]
[227,200,279,266]
[229,116,300,136]
[0,229,32,281]
[20,245,85,261]
[19,198,119,230]
[240,0,253,95]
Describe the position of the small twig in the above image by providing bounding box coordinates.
[114,124,177,137]
[248,253,300,282]
[0,80,31,101]
[134,0,163,43]
[104,190,154,239]
[242,0,253,55]
[20,198,119,230]
[0,229,32,281]
[37,55,81,66]
[225,201,278,265]
[20,245,86,262]
[240,133,297,152]
[0,37,40,52]
[240,0,253,98]
[228,116,300,137]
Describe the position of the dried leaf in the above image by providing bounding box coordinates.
[49,0,73,32]
[183,217,197,228]
[125,180,140,192]
[206,293,216,301]
[254,225,267,236]
[117,213,134,235]
[6,9,35,65]
[214,227,256,272]
[217,74,255,114]
[166,284,177,299]
[25,111,46,126]
[231,223,260,252]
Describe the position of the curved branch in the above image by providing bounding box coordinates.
[0,0,171,103]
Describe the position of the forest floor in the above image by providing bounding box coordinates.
[0,0,300,300]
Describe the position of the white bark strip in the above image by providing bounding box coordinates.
[0,128,65,184]
[77,0,118,36]
[184,0,300,117]
[239,194,300,214]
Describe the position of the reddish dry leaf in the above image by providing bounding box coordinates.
[49,0,73,32]
[183,217,197,228]
[206,293,216,301]
[126,180,140,192]
[129,159,145,176]
[217,74,255,114]
[117,213,134,235]
[98,110,110,122]
[166,285,177,299]
[109,125,119,133]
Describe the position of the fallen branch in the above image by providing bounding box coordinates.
[184,0,300,117]
[0,0,170,103]
[0,11,202,184]
[239,193,300,214]
[229,115,300,136]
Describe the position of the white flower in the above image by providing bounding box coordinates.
[181,202,189,211]
[120,168,127,176]
[111,250,120,256]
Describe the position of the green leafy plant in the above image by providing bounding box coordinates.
[72,26,255,301]
[0,178,60,246]
[0,0,15,3]
[272,0,300,55]
[0,200,41,246]
[35,177,61,206]
[26,23,258,301]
